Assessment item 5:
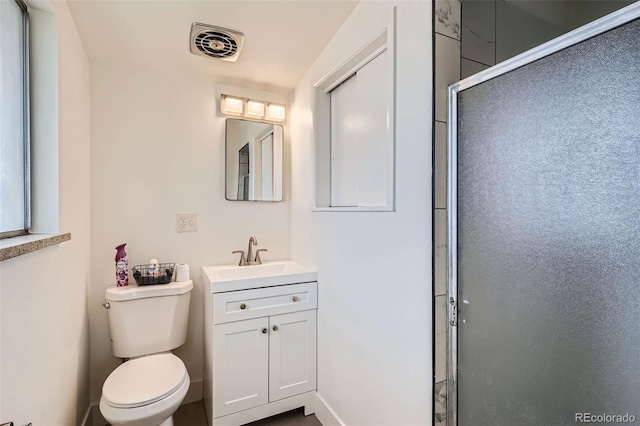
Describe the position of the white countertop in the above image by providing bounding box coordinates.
[202,260,317,293]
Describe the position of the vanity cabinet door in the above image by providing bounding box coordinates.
[213,317,269,417]
[268,310,317,402]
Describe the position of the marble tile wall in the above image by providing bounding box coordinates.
[434,32,461,123]
[435,0,461,40]
[461,0,496,75]
[434,381,447,425]
[461,58,489,79]
[433,1,460,424]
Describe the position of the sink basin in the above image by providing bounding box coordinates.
[215,262,286,279]
[202,260,317,293]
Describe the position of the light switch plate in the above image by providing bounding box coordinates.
[176,213,197,233]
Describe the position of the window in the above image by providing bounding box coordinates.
[0,0,30,238]
[329,49,391,207]
[312,23,395,211]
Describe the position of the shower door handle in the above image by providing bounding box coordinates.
[449,297,457,327]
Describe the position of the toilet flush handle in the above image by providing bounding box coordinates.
[102,302,110,309]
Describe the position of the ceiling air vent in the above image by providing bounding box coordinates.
[190,23,244,62]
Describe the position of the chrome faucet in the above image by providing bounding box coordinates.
[231,250,248,266]
[246,237,258,265]
[232,236,268,266]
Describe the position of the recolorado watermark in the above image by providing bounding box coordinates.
[575,413,636,423]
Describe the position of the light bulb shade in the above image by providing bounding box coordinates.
[246,100,265,117]
[220,94,286,123]
[221,96,244,115]
[267,103,286,121]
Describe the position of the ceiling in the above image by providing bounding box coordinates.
[66,0,360,92]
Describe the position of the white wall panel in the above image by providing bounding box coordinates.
[289,2,433,424]
[89,69,291,404]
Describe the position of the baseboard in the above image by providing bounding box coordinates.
[184,378,204,404]
[89,379,204,426]
[80,404,92,426]
[315,393,346,426]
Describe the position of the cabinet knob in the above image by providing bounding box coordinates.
[240,303,247,310]
[272,325,279,331]
[261,327,268,334]
[292,296,299,302]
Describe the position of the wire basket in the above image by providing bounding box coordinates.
[132,263,175,285]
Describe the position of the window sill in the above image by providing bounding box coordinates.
[311,206,395,212]
[0,233,71,262]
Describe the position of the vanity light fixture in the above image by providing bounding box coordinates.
[266,103,286,122]
[246,100,266,118]
[220,95,244,115]
[220,94,286,123]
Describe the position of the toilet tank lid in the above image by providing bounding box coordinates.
[105,280,193,302]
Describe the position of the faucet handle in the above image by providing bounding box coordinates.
[255,249,268,264]
[232,250,247,266]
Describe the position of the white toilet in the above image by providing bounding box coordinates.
[100,280,193,426]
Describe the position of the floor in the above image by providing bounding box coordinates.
[174,401,322,426]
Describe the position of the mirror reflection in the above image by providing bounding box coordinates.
[225,118,283,201]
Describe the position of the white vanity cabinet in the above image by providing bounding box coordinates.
[203,262,318,426]
[267,310,316,401]
[212,317,269,417]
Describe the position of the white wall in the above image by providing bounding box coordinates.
[290,1,433,424]
[88,65,292,404]
[0,0,91,423]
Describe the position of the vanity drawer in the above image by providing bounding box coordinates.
[213,282,317,324]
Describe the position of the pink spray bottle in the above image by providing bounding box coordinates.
[115,243,129,287]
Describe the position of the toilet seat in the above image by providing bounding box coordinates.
[102,353,187,409]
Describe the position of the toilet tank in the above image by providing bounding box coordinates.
[104,280,193,358]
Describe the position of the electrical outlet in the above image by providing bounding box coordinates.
[176,213,198,233]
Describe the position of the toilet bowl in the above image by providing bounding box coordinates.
[99,353,190,426]
[100,280,193,426]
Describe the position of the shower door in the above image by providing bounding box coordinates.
[448,5,640,425]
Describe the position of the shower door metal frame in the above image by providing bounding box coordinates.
[446,4,640,425]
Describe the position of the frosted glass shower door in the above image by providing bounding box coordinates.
[450,10,640,426]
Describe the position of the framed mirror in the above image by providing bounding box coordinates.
[225,118,283,201]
